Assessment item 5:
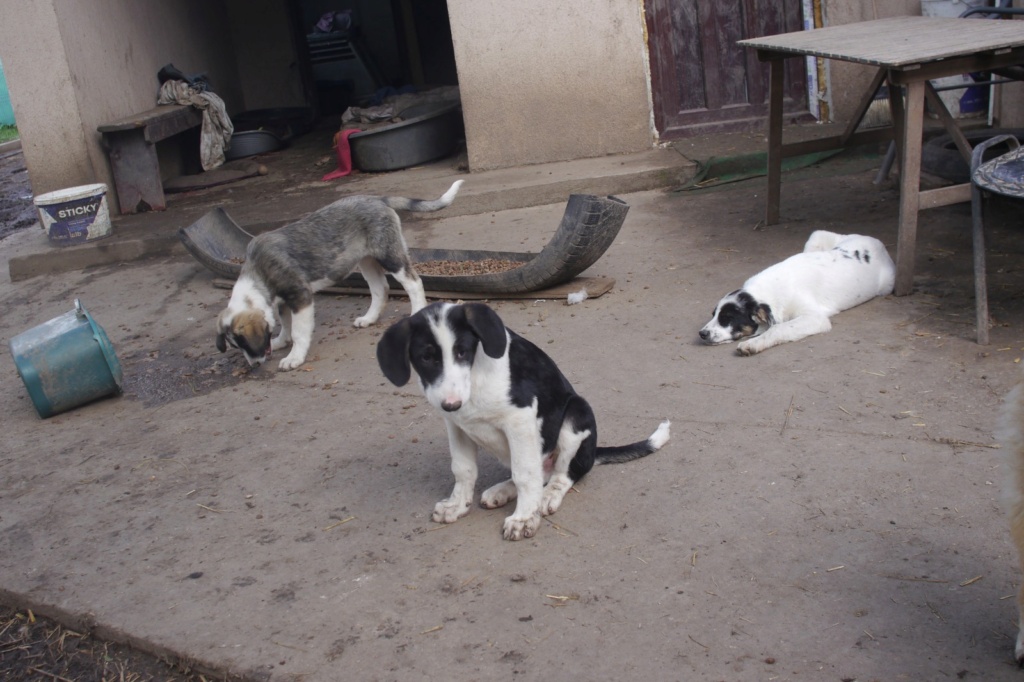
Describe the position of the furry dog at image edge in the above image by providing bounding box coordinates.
[376,302,671,541]
[216,180,462,371]
[1000,380,1024,665]
[698,230,895,355]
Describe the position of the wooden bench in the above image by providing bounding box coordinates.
[98,105,202,214]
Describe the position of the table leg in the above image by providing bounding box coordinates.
[924,81,973,164]
[765,59,784,226]
[888,80,905,176]
[971,183,990,345]
[894,80,925,296]
[103,130,166,214]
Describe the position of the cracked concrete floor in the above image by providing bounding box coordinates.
[2,162,1024,681]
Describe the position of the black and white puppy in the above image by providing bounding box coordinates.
[217,180,462,371]
[698,230,895,355]
[377,302,671,541]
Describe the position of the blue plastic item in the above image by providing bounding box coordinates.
[9,299,123,418]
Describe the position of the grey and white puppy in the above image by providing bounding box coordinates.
[217,180,463,371]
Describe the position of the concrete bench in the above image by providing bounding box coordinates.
[98,105,202,214]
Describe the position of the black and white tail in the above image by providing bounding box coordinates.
[595,420,671,465]
[382,180,463,212]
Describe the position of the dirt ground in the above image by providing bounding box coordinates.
[0,603,215,681]
[2,141,1024,682]
[0,147,35,241]
[0,151,209,681]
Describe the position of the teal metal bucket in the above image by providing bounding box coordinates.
[9,299,123,418]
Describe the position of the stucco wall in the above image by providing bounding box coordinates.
[0,0,244,206]
[0,1,92,195]
[447,0,653,171]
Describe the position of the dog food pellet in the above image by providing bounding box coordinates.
[415,258,524,277]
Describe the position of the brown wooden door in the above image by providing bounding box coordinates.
[646,0,808,139]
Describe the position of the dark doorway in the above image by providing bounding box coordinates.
[288,0,458,117]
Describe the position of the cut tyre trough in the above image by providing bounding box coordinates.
[178,193,628,297]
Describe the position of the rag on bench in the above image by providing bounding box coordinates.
[157,80,233,171]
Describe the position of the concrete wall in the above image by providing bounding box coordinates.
[0,0,244,207]
[0,1,92,195]
[447,0,653,171]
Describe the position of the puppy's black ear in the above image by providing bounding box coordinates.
[753,303,774,328]
[377,319,412,386]
[216,333,228,353]
[463,303,507,358]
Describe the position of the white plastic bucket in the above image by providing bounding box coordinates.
[33,183,112,246]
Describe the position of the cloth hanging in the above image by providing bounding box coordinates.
[322,128,362,181]
[156,80,234,171]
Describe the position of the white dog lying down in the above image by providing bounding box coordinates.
[699,230,895,355]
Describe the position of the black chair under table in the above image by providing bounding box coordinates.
[970,134,1024,344]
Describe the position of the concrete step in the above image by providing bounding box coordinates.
[8,147,695,282]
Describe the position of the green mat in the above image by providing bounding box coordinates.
[675,149,844,191]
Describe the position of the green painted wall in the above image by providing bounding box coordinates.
[0,57,15,126]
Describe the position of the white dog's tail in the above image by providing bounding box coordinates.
[803,230,845,252]
[595,420,671,465]
[382,180,463,212]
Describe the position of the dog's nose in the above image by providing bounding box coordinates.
[698,329,710,341]
[442,399,462,412]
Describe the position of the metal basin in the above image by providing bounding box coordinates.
[348,102,464,172]
[225,130,283,161]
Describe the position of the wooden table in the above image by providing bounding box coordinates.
[739,16,1024,295]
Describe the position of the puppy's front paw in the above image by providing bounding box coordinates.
[271,335,291,351]
[502,513,541,541]
[481,480,517,509]
[353,314,378,328]
[432,497,471,524]
[736,339,761,356]
[540,476,572,516]
[277,354,306,371]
